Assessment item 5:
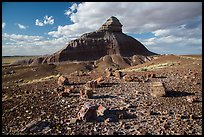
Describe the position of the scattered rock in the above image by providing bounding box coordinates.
[150,82,166,97]
[149,110,161,115]
[86,80,98,89]
[97,104,107,116]
[57,86,65,92]
[180,114,189,119]
[31,68,37,71]
[95,76,104,86]
[80,88,93,99]
[20,117,51,134]
[104,118,111,124]
[77,102,98,122]
[60,92,70,97]
[190,114,202,120]
[10,70,16,74]
[69,118,78,125]
[114,71,123,79]
[57,75,69,86]
[123,74,134,82]
[146,72,156,79]
[19,79,24,82]
[106,68,114,78]
[186,96,200,103]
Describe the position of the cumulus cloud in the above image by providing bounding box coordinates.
[2,22,6,29]
[138,32,202,55]
[35,19,44,26]
[44,15,54,25]
[65,3,78,17]
[138,22,202,54]
[48,2,201,55]
[3,33,43,42]
[2,2,202,56]
[2,33,70,56]
[17,23,28,29]
[142,37,202,55]
[36,15,54,26]
[50,2,201,36]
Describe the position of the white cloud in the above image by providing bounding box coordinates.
[65,10,72,16]
[153,29,171,37]
[153,23,202,39]
[35,19,44,26]
[3,33,43,42]
[47,2,201,55]
[50,2,201,37]
[17,23,28,29]
[2,22,6,29]
[141,23,202,54]
[138,33,202,55]
[2,2,202,56]
[36,15,54,26]
[70,3,78,11]
[2,33,70,56]
[65,3,78,17]
[44,15,54,25]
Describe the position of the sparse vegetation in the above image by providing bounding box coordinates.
[121,62,176,72]
[177,55,202,60]
[20,74,60,86]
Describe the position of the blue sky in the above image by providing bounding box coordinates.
[2,2,202,56]
[2,2,78,36]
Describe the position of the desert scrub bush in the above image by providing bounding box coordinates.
[140,68,148,71]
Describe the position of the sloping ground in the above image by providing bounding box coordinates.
[55,62,94,75]
[2,64,57,85]
[2,61,95,88]
[120,54,202,72]
[95,54,154,72]
[96,54,130,71]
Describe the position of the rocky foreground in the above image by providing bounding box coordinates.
[2,55,202,135]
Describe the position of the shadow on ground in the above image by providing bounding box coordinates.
[83,109,136,123]
[165,90,195,97]
[98,83,119,88]
[92,95,116,99]
[70,82,86,86]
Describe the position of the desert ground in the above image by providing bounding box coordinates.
[2,54,202,135]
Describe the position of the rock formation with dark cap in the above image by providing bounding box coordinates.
[40,16,156,64]
[14,16,157,66]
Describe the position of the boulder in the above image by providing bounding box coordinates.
[95,76,104,86]
[86,80,98,89]
[80,88,93,99]
[114,71,123,79]
[77,102,98,122]
[150,82,166,97]
[57,75,69,86]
